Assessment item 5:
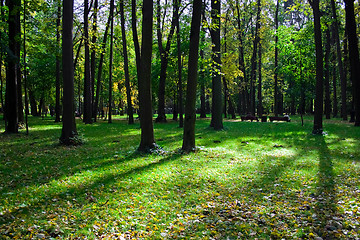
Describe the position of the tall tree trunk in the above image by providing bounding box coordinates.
[132,0,141,74]
[94,12,111,122]
[83,0,92,124]
[108,0,115,124]
[182,0,202,152]
[332,56,338,118]
[138,0,156,152]
[199,31,206,119]
[210,0,223,130]
[274,0,279,116]
[155,0,177,123]
[91,0,98,119]
[175,0,184,126]
[16,2,23,124]
[324,28,331,119]
[331,0,347,120]
[250,0,261,116]
[23,0,29,134]
[55,2,61,123]
[60,0,78,144]
[0,0,4,112]
[344,0,360,126]
[120,0,134,124]
[4,0,20,133]
[310,0,324,134]
[257,41,263,117]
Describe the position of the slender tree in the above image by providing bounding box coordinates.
[60,0,79,144]
[16,0,23,124]
[324,27,331,119]
[257,41,263,117]
[55,1,61,123]
[91,0,98,119]
[175,0,184,127]
[120,0,134,124]
[155,0,177,123]
[108,0,115,124]
[182,0,202,152]
[138,0,157,152]
[309,0,324,134]
[4,0,20,133]
[344,0,360,126]
[274,0,280,116]
[0,0,4,112]
[83,0,92,124]
[209,0,223,130]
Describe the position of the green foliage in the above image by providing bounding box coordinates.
[0,116,359,239]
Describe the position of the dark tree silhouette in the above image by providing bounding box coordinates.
[138,0,157,152]
[309,0,324,134]
[60,0,78,145]
[108,0,115,124]
[182,0,202,152]
[4,0,20,133]
[83,0,92,124]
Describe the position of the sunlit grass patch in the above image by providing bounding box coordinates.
[0,115,359,239]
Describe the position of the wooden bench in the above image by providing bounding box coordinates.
[241,115,259,122]
[269,116,291,122]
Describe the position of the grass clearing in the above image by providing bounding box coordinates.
[0,115,359,239]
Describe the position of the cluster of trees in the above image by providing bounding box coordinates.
[0,0,359,151]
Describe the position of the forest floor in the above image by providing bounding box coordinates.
[0,114,359,239]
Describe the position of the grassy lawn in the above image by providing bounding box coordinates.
[0,115,359,239]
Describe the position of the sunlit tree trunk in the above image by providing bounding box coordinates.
[83,0,92,124]
[175,0,184,127]
[108,0,115,124]
[182,0,202,152]
[60,0,78,144]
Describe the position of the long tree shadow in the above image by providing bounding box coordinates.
[314,135,338,239]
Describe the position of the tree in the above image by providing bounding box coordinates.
[91,0,98,120]
[182,0,202,152]
[155,0,177,123]
[4,0,20,133]
[309,0,324,134]
[175,0,184,127]
[344,0,360,126]
[83,0,92,124]
[120,0,134,124]
[55,0,61,123]
[108,0,115,124]
[274,0,280,116]
[210,0,223,130]
[138,0,157,152]
[60,0,79,145]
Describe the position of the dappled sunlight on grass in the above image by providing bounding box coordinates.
[0,115,360,238]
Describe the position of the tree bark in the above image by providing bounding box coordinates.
[83,0,92,124]
[60,0,78,144]
[344,0,360,126]
[182,0,202,152]
[274,0,280,116]
[331,0,347,120]
[210,0,223,130]
[257,41,263,117]
[138,0,157,152]
[155,0,177,123]
[175,0,184,127]
[4,0,20,133]
[91,0,98,119]
[55,2,61,123]
[16,2,23,124]
[310,0,324,134]
[108,0,115,124]
[120,0,134,124]
[324,27,331,120]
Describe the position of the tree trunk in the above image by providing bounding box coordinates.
[175,0,184,127]
[331,0,347,120]
[108,0,115,124]
[91,0,98,119]
[132,0,141,74]
[250,0,261,116]
[199,31,206,119]
[60,0,78,145]
[274,0,279,116]
[5,0,20,133]
[83,0,92,124]
[310,0,324,134]
[210,0,223,130]
[55,2,61,123]
[344,0,360,126]
[16,3,23,124]
[94,12,111,122]
[138,0,156,152]
[0,0,4,112]
[257,41,263,117]
[324,28,331,119]
[182,0,202,152]
[120,0,134,124]
[155,0,177,123]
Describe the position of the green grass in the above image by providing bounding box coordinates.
[0,115,359,239]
